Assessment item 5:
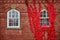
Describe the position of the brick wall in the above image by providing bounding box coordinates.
[0,0,60,40]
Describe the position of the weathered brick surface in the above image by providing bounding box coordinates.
[0,0,60,40]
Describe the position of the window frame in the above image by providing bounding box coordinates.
[7,9,20,29]
[40,9,50,27]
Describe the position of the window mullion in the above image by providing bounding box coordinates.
[14,11,16,26]
[46,11,47,17]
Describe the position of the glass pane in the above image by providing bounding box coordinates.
[9,19,14,26]
[40,12,43,17]
[43,11,46,15]
[40,19,44,25]
[9,12,11,17]
[9,19,13,23]
[16,19,18,26]
[14,19,18,26]
[40,19,49,25]
[15,12,18,18]
[45,19,49,25]
[13,19,15,26]
[12,10,15,14]
[12,10,15,18]
[43,11,46,17]
[16,23,18,26]
[9,23,11,26]
[15,19,18,22]
[12,13,15,18]
[43,15,46,17]
[40,11,46,17]
[9,23,13,26]
[47,12,49,17]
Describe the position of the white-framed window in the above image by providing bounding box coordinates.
[40,9,50,26]
[7,9,20,29]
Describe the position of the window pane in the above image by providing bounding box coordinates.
[11,10,18,18]
[9,23,13,26]
[15,19,18,26]
[40,12,43,17]
[15,12,18,18]
[45,19,49,25]
[9,23,11,26]
[9,10,19,26]
[14,19,16,26]
[40,19,44,25]
[12,10,15,13]
[43,11,46,17]
[9,19,13,23]
[9,12,11,17]
[43,15,46,17]
[40,11,46,17]
[16,23,18,26]
[9,19,14,26]
[43,11,46,15]
[14,19,18,26]
[12,13,15,18]
[41,19,49,25]
[47,12,49,17]
[12,10,15,18]
[40,19,49,25]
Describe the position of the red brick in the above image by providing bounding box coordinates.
[0,0,60,40]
